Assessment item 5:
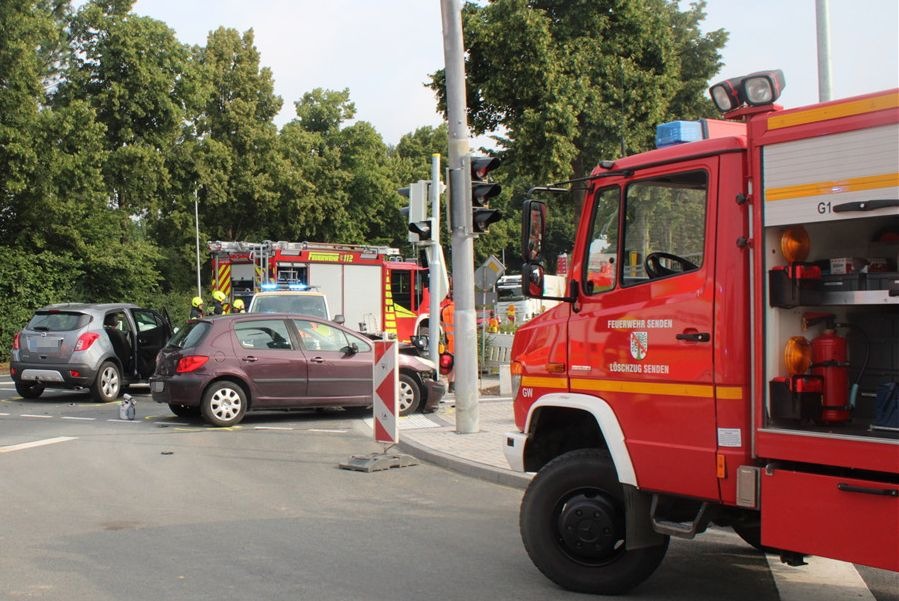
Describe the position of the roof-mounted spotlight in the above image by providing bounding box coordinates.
[709,69,786,114]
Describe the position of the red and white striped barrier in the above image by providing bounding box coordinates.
[372,340,398,445]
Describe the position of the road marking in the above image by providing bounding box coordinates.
[308,428,349,433]
[61,416,96,421]
[107,419,139,423]
[254,426,293,431]
[0,436,77,454]
[21,414,53,419]
[767,554,875,601]
[0,412,9,416]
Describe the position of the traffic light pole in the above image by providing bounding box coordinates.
[440,0,479,434]
[428,154,442,371]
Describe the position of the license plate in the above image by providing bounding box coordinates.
[36,337,60,349]
[151,381,164,393]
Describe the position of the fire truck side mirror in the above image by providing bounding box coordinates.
[521,199,547,263]
[524,264,545,298]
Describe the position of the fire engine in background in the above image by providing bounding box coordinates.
[207,241,432,341]
[505,70,898,594]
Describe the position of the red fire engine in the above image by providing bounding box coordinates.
[505,70,899,594]
[207,241,432,341]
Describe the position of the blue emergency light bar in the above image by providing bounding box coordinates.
[259,280,311,291]
[655,120,703,148]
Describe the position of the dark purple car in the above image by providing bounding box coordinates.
[150,313,443,427]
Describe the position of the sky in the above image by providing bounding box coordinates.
[130,0,899,146]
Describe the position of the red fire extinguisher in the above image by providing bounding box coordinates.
[811,328,850,424]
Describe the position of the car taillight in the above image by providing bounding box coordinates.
[75,332,100,351]
[176,355,209,373]
[12,332,20,350]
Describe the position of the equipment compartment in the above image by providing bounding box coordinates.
[760,467,899,571]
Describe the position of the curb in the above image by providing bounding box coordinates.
[396,435,532,490]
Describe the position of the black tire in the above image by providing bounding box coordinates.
[15,381,45,399]
[91,361,122,403]
[168,403,201,418]
[398,373,422,416]
[520,448,669,595]
[201,381,247,427]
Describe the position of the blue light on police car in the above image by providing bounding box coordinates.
[655,120,703,148]
[260,282,277,291]
[287,282,308,291]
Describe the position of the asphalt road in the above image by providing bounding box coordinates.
[1,382,896,601]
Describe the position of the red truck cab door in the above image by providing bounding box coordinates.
[568,160,720,500]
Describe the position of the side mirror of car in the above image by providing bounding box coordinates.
[333,314,346,325]
[410,335,429,352]
[342,342,359,356]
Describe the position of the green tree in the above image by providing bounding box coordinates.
[195,27,282,242]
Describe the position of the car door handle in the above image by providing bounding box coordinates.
[676,331,710,342]
[310,357,325,364]
[242,356,259,362]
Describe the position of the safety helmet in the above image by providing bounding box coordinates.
[191,296,204,308]
[212,290,227,303]
[232,298,245,311]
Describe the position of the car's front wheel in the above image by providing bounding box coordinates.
[398,373,422,416]
[91,361,122,403]
[15,381,45,399]
[201,381,247,427]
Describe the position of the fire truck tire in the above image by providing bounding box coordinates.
[201,381,247,427]
[168,403,201,418]
[15,381,45,399]
[91,361,122,403]
[520,448,669,595]
[398,373,421,416]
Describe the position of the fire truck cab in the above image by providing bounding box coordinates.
[505,70,898,594]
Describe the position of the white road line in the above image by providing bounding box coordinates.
[0,412,9,416]
[254,426,293,431]
[767,554,875,601]
[308,428,348,433]
[106,419,139,423]
[0,436,77,454]
[61,416,96,421]
[21,414,53,419]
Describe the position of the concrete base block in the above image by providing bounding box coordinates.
[339,452,419,472]
[499,364,512,395]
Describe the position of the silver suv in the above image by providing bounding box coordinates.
[10,303,172,402]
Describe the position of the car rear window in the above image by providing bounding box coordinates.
[168,321,211,349]
[253,296,328,318]
[28,311,90,331]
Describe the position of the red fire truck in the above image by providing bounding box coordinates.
[505,70,898,594]
[207,241,432,341]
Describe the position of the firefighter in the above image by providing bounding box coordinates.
[232,298,246,313]
[190,296,205,319]
[211,290,227,315]
[487,310,500,333]
[506,303,517,325]
[440,292,455,392]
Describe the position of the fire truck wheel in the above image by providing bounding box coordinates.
[520,448,669,595]
[398,373,421,416]
[168,403,201,418]
[201,381,247,427]
[15,381,45,399]
[91,361,122,403]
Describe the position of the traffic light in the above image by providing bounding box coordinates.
[398,181,432,242]
[470,156,503,233]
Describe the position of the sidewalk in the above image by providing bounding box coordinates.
[394,376,532,489]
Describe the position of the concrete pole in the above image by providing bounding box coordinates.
[194,190,202,297]
[428,154,442,370]
[815,0,833,102]
[440,0,479,433]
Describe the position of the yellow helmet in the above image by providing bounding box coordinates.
[191,296,204,308]
[232,298,245,311]
[212,290,227,303]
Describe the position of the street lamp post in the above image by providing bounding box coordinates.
[194,190,202,297]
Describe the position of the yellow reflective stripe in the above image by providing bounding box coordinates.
[572,378,712,398]
[765,172,899,201]
[767,92,899,130]
[521,375,568,388]
[715,386,744,400]
[523,376,743,400]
